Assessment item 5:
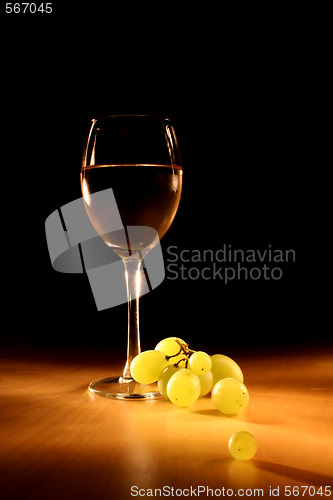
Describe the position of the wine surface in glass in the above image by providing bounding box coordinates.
[81,164,183,254]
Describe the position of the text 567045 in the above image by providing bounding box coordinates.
[5,3,52,13]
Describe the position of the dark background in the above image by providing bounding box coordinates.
[1,6,311,360]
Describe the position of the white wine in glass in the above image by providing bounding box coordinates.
[81,115,183,399]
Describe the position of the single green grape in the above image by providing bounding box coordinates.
[155,337,187,367]
[130,350,169,385]
[158,365,180,398]
[211,354,244,384]
[167,368,201,407]
[197,370,214,396]
[228,431,257,460]
[189,351,212,375]
[211,377,249,415]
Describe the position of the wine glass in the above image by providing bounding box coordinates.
[80,115,183,399]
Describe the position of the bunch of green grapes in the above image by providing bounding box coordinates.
[130,337,249,412]
[130,337,257,461]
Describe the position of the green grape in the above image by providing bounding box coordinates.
[155,337,187,367]
[211,377,249,415]
[197,370,214,396]
[167,369,201,407]
[189,351,212,375]
[228,431,257,461]
[130,350,169,385]
[211,354,244,384]
[158,365,180,398]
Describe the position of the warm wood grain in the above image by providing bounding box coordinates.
[1,347,332,499]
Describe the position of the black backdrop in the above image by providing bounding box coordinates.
[1,7,309,359]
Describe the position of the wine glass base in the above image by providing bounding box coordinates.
[88,376,163,400]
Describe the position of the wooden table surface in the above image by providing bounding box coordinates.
[1,345,332,499]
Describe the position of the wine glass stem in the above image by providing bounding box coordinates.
[122,257,142,380]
